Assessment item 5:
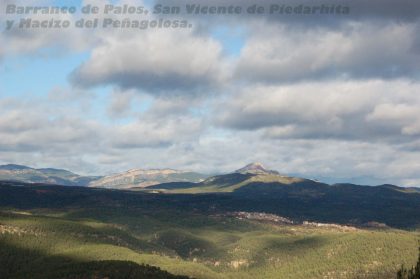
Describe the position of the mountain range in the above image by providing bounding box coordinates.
[1,163,420,279]
[1,162,419,195]
[0,164,100,186]
[0,162,303,190]
[0,164,208,189]
[89,168,208,189]
[147,162,319,193]
[2,162,420,279]
[1,162,420,228]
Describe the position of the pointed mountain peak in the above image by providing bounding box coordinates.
[235,162,279,175]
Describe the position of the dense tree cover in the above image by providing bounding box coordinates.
[1,180,420,228]
[0,206,418,279]
[0,239,190,279]
[39,261,191,279]
[0,182,420,279]
[397,247,420,279]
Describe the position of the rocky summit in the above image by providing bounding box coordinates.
[235,162,280,175]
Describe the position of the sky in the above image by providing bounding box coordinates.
[1,0,420,186]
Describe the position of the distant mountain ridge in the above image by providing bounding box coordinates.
[0,164,100,186]
[0,164,31,170]
[89,168,208,189]
[2,162,418,192]
[0,164,208,188]
[153,162,420,195]
[149,162,313,193]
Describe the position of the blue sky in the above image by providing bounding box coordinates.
[0,3,246,124]
[1,53,88,97]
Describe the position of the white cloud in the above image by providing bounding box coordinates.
[0,97,103,153]
[366,103,420,136]
[215,80,420,142]
[1,0,93,57]
[71,28,229,93]
[235,22,420,83]
[0,94,204,174]
[2,0,420,187]
[111,116,202,148]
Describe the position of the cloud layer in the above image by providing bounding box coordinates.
[216,80,420,142]
[1,0,420,186]
[71,30,228,93]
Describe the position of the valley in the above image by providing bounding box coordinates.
[1,163,420,278]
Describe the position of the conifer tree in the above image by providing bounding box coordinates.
[397,246,420,279]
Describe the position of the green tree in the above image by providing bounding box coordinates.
[397,246,420,279]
